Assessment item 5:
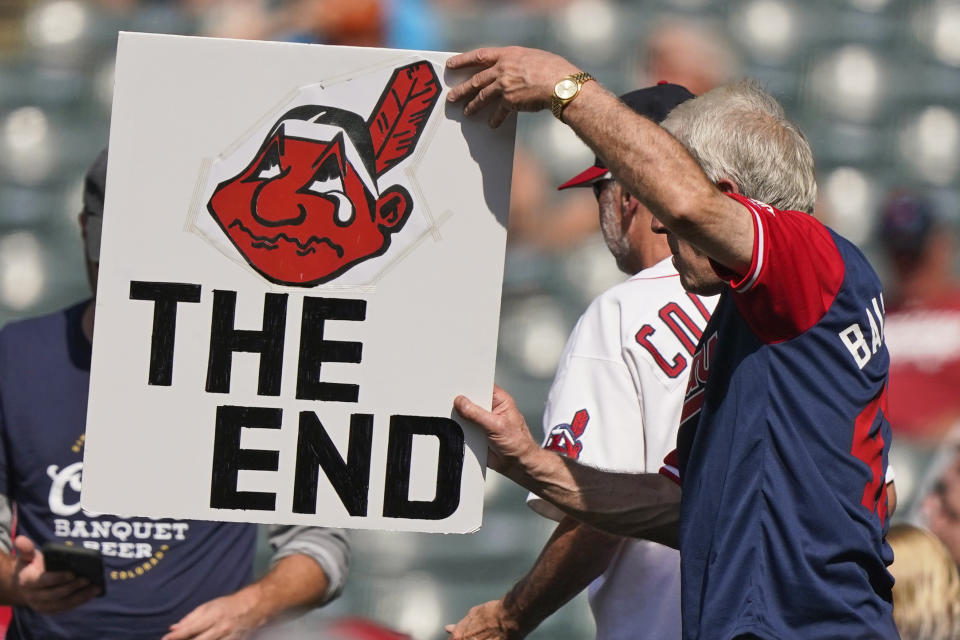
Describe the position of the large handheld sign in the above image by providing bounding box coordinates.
[80,33,514,533]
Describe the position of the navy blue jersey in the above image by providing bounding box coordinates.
[0,302,256,639]
[660,195,897,640]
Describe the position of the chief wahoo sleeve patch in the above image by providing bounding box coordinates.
[543,409,590,459]
[203,61,441,287]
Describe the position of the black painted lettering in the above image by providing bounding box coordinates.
[296,297,366,403]
[206,291,287,396]
[210,405,280,511]
[292,412,373,516]
[383,415,464,520]
[129,281,202,386]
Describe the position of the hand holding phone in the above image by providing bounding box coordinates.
[10,536,102,613]
[41,543,106,595]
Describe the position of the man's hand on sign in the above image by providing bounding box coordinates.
[446,47,581,127]
[162,587,262,640]
[13,535,100,613]
[454,385,542,479]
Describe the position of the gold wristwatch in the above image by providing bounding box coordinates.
[551,72,594,120]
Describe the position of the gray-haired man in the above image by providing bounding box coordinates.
[449,48,898,640]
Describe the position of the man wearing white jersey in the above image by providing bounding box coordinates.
[447,84,716,640]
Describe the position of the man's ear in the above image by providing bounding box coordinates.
[375,185,412,230]
[621,191,641,225]
[715,178,740,195]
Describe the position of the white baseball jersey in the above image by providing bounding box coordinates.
[527,257,718,640]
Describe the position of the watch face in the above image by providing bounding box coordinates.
[555,78,579,100]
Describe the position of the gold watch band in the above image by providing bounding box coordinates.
[551,72,595,120]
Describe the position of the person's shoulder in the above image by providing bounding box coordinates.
[581,257,689,316]
[728,193,834,243]
[575,258,671,315]
[728,193,822,224]
[0,301,87,346]
[608,257,685,300]
[825,226,883,286]
[627,257,683,282]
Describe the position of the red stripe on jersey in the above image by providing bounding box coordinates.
[680,389,704,425]
[629,274,681,281]
[729,197,765,292]
[721,194,845,344]
[659,467,681,485]
[660,449,681,485]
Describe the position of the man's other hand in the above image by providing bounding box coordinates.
[454,385,541,476]
[162,588,262,640]
[13,535,99,613]
[445,599,525,640]
[446,47,580,127]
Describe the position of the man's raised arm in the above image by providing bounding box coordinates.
[446,47,754,275]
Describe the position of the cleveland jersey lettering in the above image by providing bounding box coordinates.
[635,293,711,378]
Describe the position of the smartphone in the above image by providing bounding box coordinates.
[41,543,106,595]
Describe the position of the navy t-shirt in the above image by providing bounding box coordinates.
[661,195,898,639]
[0,301,257,639]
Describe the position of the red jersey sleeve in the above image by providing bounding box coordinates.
[713,193,845,344]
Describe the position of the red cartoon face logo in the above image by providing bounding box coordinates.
[543,409,590,459]
[206,62,440,286]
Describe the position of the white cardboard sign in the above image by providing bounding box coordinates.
[80,33,514,534]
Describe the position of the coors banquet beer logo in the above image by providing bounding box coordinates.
[205,61,441,286]
[48,435,190,581]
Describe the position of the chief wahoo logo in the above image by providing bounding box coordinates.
[206,61,441,286]
[544,409,590,459]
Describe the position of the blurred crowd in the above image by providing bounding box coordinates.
[0,0,959,638]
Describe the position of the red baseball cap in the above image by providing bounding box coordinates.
[557,83,695,190]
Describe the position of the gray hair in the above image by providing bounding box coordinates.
[661,79,817,214]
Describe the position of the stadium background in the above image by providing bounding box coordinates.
[0,0,957,637]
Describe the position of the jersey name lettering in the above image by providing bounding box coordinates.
[635,294,712,378]
[839,295,885,369]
